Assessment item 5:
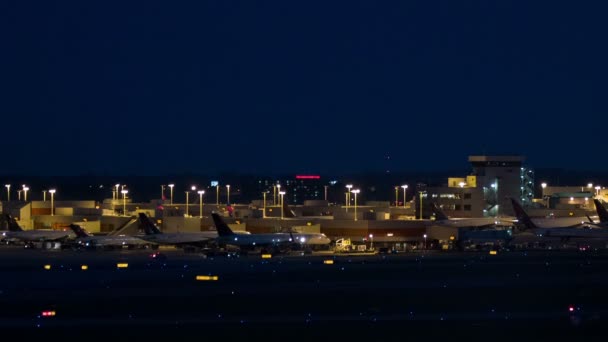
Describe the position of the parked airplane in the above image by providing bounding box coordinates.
[592,199,608,226]
[212,212,331,254]
[1,214,73,247]
[510,198,608,240]
[430,202,515,229]
[279,200,333,219]
[68,223,153,250]
[137,213,218,250]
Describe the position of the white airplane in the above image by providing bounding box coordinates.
[68,223,153,250]
[430,202,515,229]
[510,198,608,240]
[2,214,73,245]
[212,212,331,254]
[137,213,218,250]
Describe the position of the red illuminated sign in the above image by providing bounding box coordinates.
[295,175,320,179]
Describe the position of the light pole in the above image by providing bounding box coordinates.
[346,184,353,209]
[541,182,547,208]
[273,185,277,206]
[276,184,281,206]
[324,185,328,202]
[369,233,374,250]
[5,184,10,202]
[43,190,47,202]
[394,186,399,207]
[351,189,360,221]
[185,191,190,216]
[168,184,174,205]
[263,192,267,218]
[121,189,128,216]
[402,185,408,208]
[23,186,29,202]
[419,191,425,220]
[161,185,166,201]
[423,234,427,250]
[345,192,348,212]
[226,184,231,205]
[459,182,466,215]
[186,186,196,217]
[595,186,601,197]
[198,190,205,218]
[17,190,22,201]
[114,184,120,215]
[279,191,286,219]
[216,184,220,206]
[49,189,56,216]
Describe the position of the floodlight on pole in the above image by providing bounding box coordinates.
[168,184,174,204]
[346,184,353,208]
[351,189,360,221]
[401,185,408,208]
[263,192,267,218]
[197,190,205,218]
[394,186,399,207]
[49,189,56,216]
[279,191,286,219]
[121,189,128,216]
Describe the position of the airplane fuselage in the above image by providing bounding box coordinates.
[140,231,218,245]
[76,235,151,247]
[3,230,71,242]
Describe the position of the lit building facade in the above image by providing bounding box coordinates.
[420,156,530,218]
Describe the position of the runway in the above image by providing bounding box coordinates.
[1,246,607,340]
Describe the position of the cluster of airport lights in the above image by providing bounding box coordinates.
[4,184,57,216]
[540,182,603,208]
[161,183,234,218]
[393,184,409,208]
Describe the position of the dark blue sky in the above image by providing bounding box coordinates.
[1,1,607,176]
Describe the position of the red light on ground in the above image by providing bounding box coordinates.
[568,306,574,312]
[295,175,320,179]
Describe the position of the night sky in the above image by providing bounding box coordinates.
[1,1,607,176]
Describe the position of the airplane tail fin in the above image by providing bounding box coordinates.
[282,199,297,218]
[430,202,449,221]
[138,213,162,235]
[5,215,24,232]
[509,197,537,231]
[593,199,608,224]
[69,224,91,238]
[211,213,235,236]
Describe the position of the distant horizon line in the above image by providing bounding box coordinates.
[0,166,606,178]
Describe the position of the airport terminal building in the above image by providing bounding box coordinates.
[419,155,534,218]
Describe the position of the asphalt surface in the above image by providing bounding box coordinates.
[1,246,607,340]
